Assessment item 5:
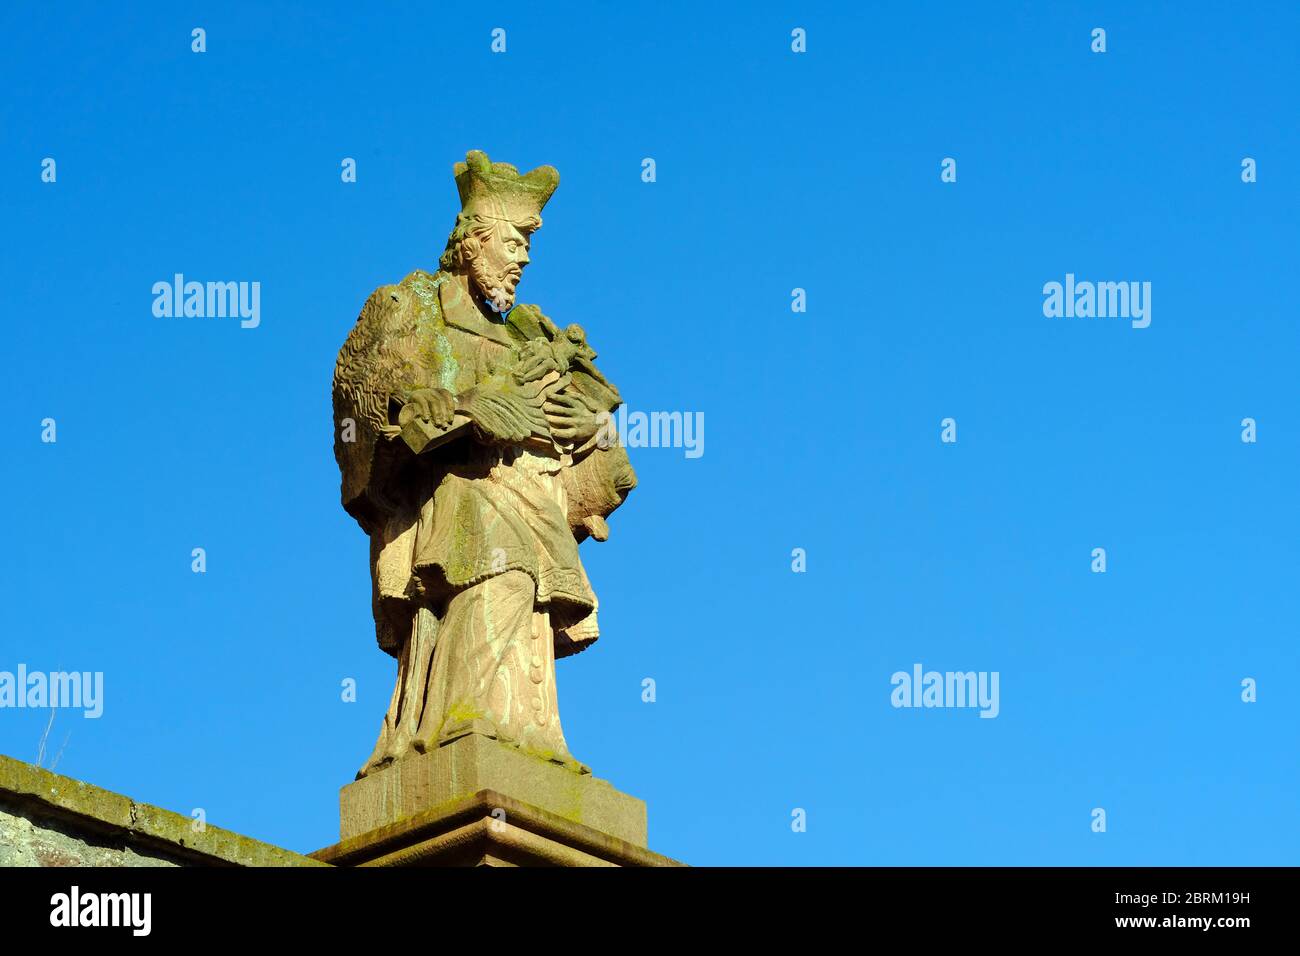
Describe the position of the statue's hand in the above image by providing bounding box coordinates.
[513,339,561,384]
[398,388,457,429]
[460,387,548,444]
[543,389,603,444]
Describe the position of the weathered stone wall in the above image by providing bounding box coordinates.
[0,803,182,867]
[0,754,326,867]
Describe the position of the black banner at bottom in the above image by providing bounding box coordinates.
[0,866,1287,941]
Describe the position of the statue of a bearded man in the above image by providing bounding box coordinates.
[332,150,636,779]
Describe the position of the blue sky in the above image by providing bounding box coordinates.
[1,1,1297,865]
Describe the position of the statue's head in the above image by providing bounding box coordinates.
[439,150,559,313]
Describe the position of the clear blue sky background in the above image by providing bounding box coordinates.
[1,1,1296,865]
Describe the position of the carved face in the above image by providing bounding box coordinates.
[470,220,531,312]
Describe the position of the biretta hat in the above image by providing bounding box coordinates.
[454,149,559,224]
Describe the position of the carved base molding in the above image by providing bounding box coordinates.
[312,788,682,867]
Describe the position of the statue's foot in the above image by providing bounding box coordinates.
[417,716,501,753]
[356,755,391,780]
[516,738,591,775]
[558,754,592,776]
[356,719,396,779]
[356,725,417,779]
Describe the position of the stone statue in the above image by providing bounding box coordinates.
[332,150,636,781]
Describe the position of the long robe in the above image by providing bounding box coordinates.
[333,268,634,752]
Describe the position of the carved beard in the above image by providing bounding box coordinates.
[469,256,522,313]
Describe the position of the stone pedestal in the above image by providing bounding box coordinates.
[311,735,681,867]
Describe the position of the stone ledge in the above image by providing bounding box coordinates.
[312,788,684,867]
[0,753,327,867]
